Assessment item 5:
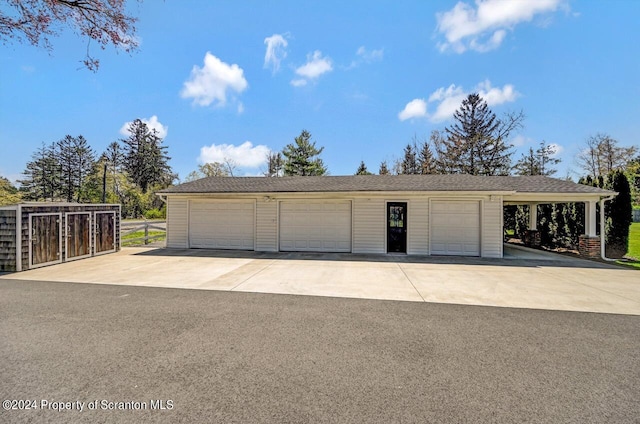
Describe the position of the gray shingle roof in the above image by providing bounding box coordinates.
[159,175,613,195]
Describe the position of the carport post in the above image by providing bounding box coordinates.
[528,204,537,230]
[585,200,597,236]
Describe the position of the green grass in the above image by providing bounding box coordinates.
[121,230,166,246]
[616,222,640,269]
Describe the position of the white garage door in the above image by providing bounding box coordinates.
[189,200,254,250]
[280,201,351,252]
[430,201,480,256]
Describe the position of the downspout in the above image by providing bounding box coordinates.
[600,195,616,262]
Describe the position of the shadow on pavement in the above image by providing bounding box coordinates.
[130,247,620,270]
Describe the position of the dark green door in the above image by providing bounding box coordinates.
[387,202,407,253]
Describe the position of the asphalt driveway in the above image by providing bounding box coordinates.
[2,247,639,315]
[1,279,639,423]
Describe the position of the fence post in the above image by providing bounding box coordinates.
[144,221,149,245]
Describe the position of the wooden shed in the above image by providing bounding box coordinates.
[0,203,121,272]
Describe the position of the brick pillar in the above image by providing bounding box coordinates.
[578,235,600,259]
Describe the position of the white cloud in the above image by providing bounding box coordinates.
[264,33,288,73]
[398,99,428,121]
[181,52,248,107]
[290,78,307,87]
[436,0,564,53]
[119,115,168,139]
[291,50,333,86]
[356,46,384,62]
[511,135,530,147]
[399,80,519,123]
[548,143,564,157]
[346,46,384,69]
[199,141,270,168]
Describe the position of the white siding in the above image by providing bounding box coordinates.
[482,196,503,258]
[407,199,429,255]
[166,197,188,248]
[256,200,278,252]
[352,198,385,254]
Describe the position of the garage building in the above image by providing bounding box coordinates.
[158,175,614,259]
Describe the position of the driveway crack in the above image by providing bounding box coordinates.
[397,263,426,302]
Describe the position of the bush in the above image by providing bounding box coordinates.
[144,207,166,219]
[605,171,632,258]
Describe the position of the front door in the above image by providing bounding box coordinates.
[387,202,407,253]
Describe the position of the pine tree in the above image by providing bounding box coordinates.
[265,151,283,177]
[56,135,95,202]
[400,144,419,174]
[379,161,390,175]
[355,161,372,175]
[121,119,174,193]
[417,139,436,174]
[435,94,522,175]
[605,171,632,258]
[19,142,61,201]
[282,130,327,176]
[514,141,560,176]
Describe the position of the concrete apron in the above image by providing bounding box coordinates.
[2,247,640,316]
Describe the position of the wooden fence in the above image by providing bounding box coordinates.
[120,220,166,245]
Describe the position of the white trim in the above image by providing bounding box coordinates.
[28,212,63,269]
[64,212,92,261]
[94,211,117,255]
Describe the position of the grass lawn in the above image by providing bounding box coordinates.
[121,230,166,246]
[616,222,640,269]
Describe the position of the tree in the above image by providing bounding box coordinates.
[265,151,283,177]
[514,141,561,176]
[378,161,390,175]
[56,135,95,202]
[120,119,174,193]
[282,130,327,176]
[184,162,230,182]
[355,161,372,175]
[576,134,637,177]
[19,142,61,201]
[400,144,419,175]
[417,137,436,174]
[434,94,523,175]
[605,171,632,258]
[0,0,139,71]
[0,176,21,205]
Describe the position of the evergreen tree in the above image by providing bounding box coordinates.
[435,94,522,175]
[265,151,283,177]
[19,142,61,201]
[120,119,174,193]
[379,161,390,175]
[417,139,436,174]
[56,135,95,202]
[355,161,372,175]
[282,130,327,176]
[514,141,561,176]
[605,171,632,258]
[400,144,419,174]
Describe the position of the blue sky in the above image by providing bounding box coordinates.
[1,0,639,183]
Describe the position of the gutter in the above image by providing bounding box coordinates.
[600,194,617,262]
